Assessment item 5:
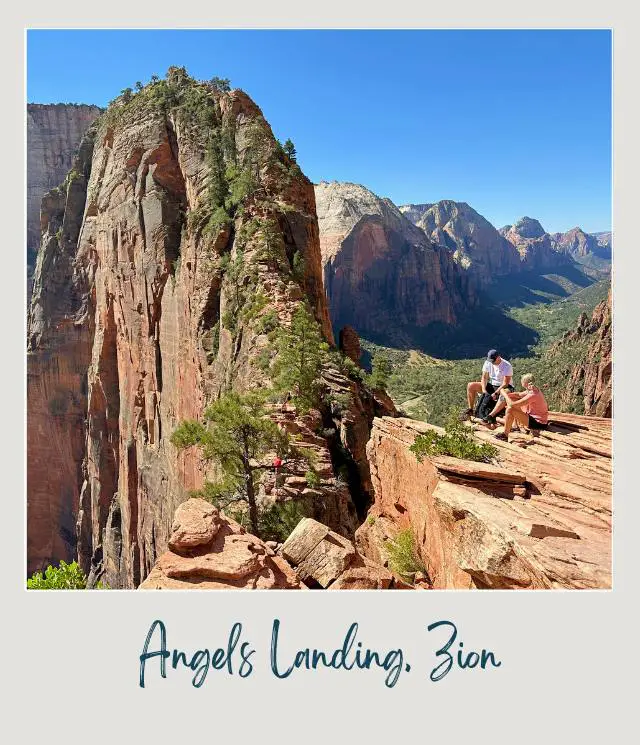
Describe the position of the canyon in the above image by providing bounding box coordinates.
[26,79,612,590]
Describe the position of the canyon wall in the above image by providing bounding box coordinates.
[316,182,476,346]
[546,290,612,417]
[27,73,385,586]
[27,104,102,267]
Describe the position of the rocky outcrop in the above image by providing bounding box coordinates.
[140,499,402,590]
[27,73,377,585]
[140,499,302,589]
[27,104,102,267]
[399,200,522,285]
[338,325,361,365]
[359,414,611,589]
[546,290,612,417]
[316,182,476,346]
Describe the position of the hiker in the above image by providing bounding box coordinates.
[465,349,514,422]
[493,373,549,442]
[273,455,284,489]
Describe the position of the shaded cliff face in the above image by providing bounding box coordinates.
[358,414,611,589]
[316,182,476,346]
[399,200,522,284]
[28,73,372,587]
[27,104,102,267]
[501,216,567,270]
[545,290,612,417]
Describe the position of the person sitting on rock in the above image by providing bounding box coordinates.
[493,373,549,442]
[465,349,515,423]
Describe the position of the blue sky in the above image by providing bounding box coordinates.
[27,30,612,233]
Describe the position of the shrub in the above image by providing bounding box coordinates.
[27,560,107,590]
[384,530,427,582]
[410,410,498,463]
[305,470,321,488]
[258,500,308,543]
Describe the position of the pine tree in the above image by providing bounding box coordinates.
[273,305,329,412]
[367,353,393,391]
[171,391,290,536]
[283,138,297,161]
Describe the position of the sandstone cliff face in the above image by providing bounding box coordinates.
[316,182,476,345]
[358,414,611,589]
[399,200,522,284]
[27,104,102,267]
[27,74,378,586]
[547,290,612,417]
[501,216,566,270]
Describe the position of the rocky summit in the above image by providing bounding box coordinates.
[316,182,476,345]
[27,71,389,587]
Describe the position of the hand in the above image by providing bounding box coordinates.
[492,393,498,400]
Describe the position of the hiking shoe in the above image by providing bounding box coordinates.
[482,415,497,425]
[493,432,508,442]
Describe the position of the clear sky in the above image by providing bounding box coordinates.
[27,30,612,233]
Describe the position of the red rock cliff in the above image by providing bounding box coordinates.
[28,75,369,587]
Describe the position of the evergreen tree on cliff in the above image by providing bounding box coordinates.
[171,392,290,536]
[273,306,329,412]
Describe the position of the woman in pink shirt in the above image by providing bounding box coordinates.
[493,373,549,442]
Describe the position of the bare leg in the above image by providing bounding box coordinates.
[489,397,507,417]
[503,407,529,435]
[467,381,482,409]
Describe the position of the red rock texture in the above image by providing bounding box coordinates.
[27,83,353,586]
[139,499,302,589]
[358,414,611,589]
[316,182,476,346]
[549,290,612,417]
[501,217,567,270]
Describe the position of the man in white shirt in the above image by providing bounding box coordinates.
[465,349,514,422]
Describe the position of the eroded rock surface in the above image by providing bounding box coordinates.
[140,499,302,589]
[359,415,611,589]
[547,290,612,417]
[27,104,102,267]
[316,182,476,345]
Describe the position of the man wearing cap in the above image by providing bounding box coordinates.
[465,349,515,422]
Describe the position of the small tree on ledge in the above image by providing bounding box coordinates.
[171,391,290,536]
[283,138,297,161]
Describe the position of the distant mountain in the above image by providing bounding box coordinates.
[402,204,569,280]
[316,182,477,345]
[551,227,612,270]
[398,200,522,284]
[500,216,567,271]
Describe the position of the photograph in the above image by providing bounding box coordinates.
[26,28,612,591]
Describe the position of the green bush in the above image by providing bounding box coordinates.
[305,470,321,488]
[384,530,427,582]
[410,410,498,463]
[258,500,308,543]
[27,560,107,590]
